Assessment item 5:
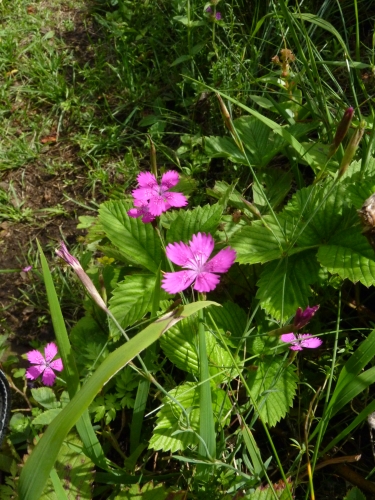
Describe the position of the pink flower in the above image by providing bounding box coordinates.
[26,342,63,386]
[128,199,156,224]
[293,305,319,330]
[129,170,188,218]
[162,232,236,294]
[281,333,322,351]
[22,265,32,272]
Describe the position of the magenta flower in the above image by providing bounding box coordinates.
[281,333,322,351]
[162,232,236,294]
[128,170,188,218]
[215,12,222,20]
[293,305,319,330]
[128,199,156,224]
[22,265,32,272]
[26,342,63,386]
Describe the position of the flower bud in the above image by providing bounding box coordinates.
[338,120,366,178]
[328,107,354,159]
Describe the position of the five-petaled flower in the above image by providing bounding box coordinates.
[128,171,188,221]
[280,333,322,351]
[26,342,63,386]
[161,232,236,294]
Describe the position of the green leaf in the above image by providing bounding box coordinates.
[256,251,320,320]
[206,302,247,348]
[19,301,218,500]
[317,228,375,287]
[167,203,223,244]
[205,136,246,162]
[230,224,283,265]
[294,13,348,53]
[246,358,297,427]
[253,169,292,210]
[149,382,230,453]
[109,274,164,332]
[33,409,62,426]
[160,318,199,375]
[41,434,94,500]
[99,201,162,273]
[344,488,366,500]
[31,388,58,410]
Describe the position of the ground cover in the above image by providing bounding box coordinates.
[1,0,375,499]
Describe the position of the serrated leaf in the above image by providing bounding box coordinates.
[205,136,246,162]
[167,203,223,243]
[33,409,62,426]
[206,302,247,348]
[344,487,366,500]
[247,358,297,427]
[230,224,283,264]
[253,168,292,210]
[317,228,375,287]
[31,388,59,410]
[99,201,162,273]
[160,317,199,375]
[256,251,320,320]
[114,482,175,500]
[149,382,230,453]
[109,274,163,332]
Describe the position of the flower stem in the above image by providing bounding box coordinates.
[197,306,216,473]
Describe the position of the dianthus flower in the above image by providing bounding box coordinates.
[162,232,236,294]
[128,170,187,219]
[280,333,322,351]
[26,342,63,386]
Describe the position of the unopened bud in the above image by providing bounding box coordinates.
[338,120,366,178]
[328,107,354,159]
[216,94,244,153]
[56,242,108,312]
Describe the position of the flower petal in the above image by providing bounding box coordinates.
[137,172,158,188]
[132,186,158,203]
[189,233,215,266]
[160,170,180,189]
[164,191,188,208]
[193,272,220,292]
[50,358,64,372]
[299,335,322,349]
[161,270,196,294]
[42,367,57,386]
[44,342,58,363]
[280,333,297,344]
[26,365,44,380]
[205,247,236,273]
[165,241,195,267]
[148,196,168,216]
[26,349,45,365]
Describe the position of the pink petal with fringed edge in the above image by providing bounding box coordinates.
[50,359,64,372]
[27,349,45,365]
[193,272,220,292]
[26,365,44,380]
[164,191,188,208]
[161,270,196,294]
[132,186,157,202]
[148,196,168,216]
[189,233,215,265]
[44,342,58,362]
[205,247,236,273]
[42,368,57,386]
[299,335,322,349]
[165,241,194,267]
[137,172,158,188]
[161,170,180,189]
